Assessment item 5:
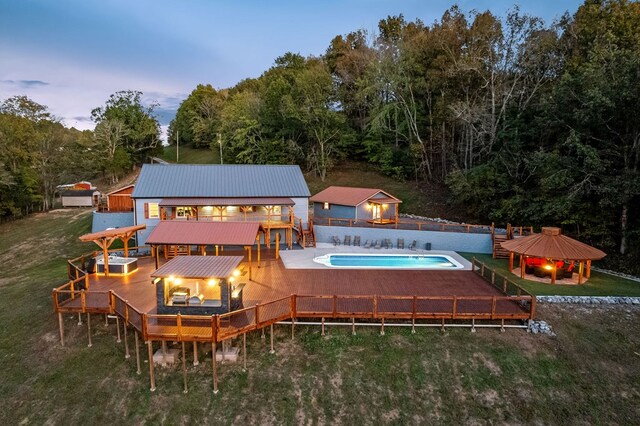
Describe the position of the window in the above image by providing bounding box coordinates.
[322,202,330,210]
[148,203,159,219]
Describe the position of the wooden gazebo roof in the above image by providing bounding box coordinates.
[79,224,146,243]
[500,227,606,261]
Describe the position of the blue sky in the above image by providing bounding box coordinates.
[0,0,583,133]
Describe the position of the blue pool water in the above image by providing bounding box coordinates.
[313,254,464,269]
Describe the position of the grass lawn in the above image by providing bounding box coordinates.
[1,210,639,424]
[461,253,640,297]
[159,144,221,165]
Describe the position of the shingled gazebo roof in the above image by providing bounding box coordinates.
[500,227,606,261]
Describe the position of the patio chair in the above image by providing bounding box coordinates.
[384,238,392,249]
[344,235,351,246]
[353,235,361,246]
[374,240,382,249]
[332,235,341,246]
[363,240,371,248]
[408,240,417,251]
[397,238,404,249]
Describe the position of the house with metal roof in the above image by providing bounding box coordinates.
[132,164,310,247]
[310,186,401,225]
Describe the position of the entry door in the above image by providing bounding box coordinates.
[372,204,381,221]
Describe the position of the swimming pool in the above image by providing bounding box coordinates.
[313,253,465,269]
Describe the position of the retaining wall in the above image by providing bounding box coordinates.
[314,225,493,254]
[92,211,135,233]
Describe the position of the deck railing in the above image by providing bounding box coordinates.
[312,216,494,234]
[55,255,536,344]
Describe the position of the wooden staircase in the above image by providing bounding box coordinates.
[492,234,510,259]
[297,218,316,248]
[492,223,534,259]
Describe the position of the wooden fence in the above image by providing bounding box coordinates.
[312,216,494,234]
[53,262,535,344]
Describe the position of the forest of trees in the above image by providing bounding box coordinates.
[0,91,162,218]
[167,0,639,272]
[0,0,637,272]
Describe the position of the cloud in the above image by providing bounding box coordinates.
[1,79,50,88]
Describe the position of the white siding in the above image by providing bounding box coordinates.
[62,196,93,207]
[134,198,162,246]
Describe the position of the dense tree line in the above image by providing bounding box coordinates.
[0,91,161,219]
[169,0,639,271]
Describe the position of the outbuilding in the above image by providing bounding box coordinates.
[310,186,401,225]
[61,189,101,207]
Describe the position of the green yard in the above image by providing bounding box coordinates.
[0,210,639,424]
[462,253,640,297]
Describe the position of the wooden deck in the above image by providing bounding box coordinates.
[55,249,533,342]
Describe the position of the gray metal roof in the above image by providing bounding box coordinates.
[132,164,310,198]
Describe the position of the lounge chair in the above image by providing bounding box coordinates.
[332,236,341,246]
[353,236,361,246]
[384,238,392,249]
[344,235,351,246]
[374,240,382,249]
[397,238,404,249]
[363,240,371,248]
[408,240,417,251]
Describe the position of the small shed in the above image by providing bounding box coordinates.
[106,184,134,212]
[310,186,401,224]
[61,189,101,207]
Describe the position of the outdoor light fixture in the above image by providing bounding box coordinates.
[232,269,241,277]
[543,264,553,271]
[174,278,182,285]
[168,275,175,282]
[323,202,329,210]
[207,279,217,287]
[229,276,235,283]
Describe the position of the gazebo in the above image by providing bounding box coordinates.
[500,227,606,285]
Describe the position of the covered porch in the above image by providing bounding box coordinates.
[157,197,296,248]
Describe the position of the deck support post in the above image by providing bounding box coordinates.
[578,261,584,285]
[321,317,325,336]
[77,313,82,326]
[211,342,219,394]
[116,316,121,343]
[471,318,476,333]
[441,318,445,332]
[147,341,156,391]
[243,333,247,372]
[87,313,92,347]
[269,324,275,354]
[181,341,188,394]
[509,251,514,272]
[261,327,265,339]
[247,246,252,281]
[411,317,416,334]
[275,232,280,260]
[193,342,199,366]
[135,331,141,375]
[123,322,130,359]
[500,319,505,333]
[380,318,385,336]
[105,314,109,326]
[58,313,65,346]
[352,317,356,335]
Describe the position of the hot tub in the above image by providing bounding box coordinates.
[96,255,138,275]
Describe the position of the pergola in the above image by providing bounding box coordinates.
[79,224,147,277]
[501,227,606,285]
[145,221,262,279]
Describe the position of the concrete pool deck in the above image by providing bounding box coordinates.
[279,244,472,270]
